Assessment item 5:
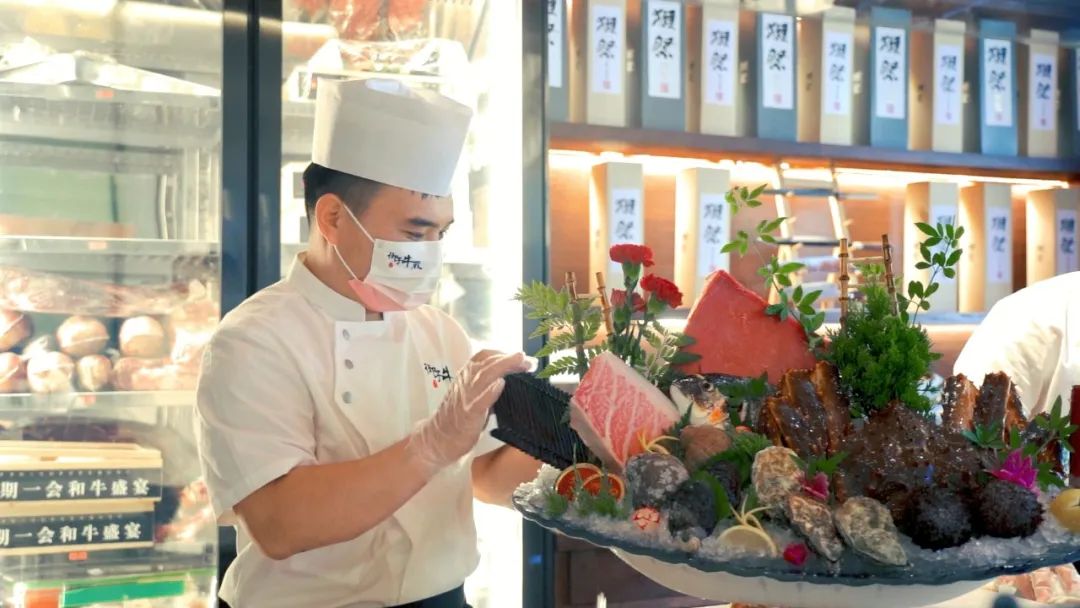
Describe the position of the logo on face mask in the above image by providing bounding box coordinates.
[424,363,453,388]
[387,252,423,270]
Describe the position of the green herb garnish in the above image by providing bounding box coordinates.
[962,422,1007,451]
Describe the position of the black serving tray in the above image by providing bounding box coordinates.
[491,373,593,469]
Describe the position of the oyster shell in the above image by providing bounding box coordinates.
[625,453,689,509]
[785,493,844,562]
[751,446,802,509]
[834,497,908,567]
[680,425,732,470]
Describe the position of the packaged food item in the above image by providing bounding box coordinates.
[0,351,27,393]
[56,315,109,357]
[26,351,74,393]
[112,358,197,391]
[120,316,167,358]
[167,293,218,371]
[76,354,112,392]
[0,308,31,351]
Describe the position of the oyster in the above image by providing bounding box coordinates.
[784,493,844,562]
[834,497,908,567]
[751,446,802,509]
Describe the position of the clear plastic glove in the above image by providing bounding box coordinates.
[406,350,529,474]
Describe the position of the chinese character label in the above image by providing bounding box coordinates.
[0,529,8,548]
[697,193,731,278]
[133,478,150,497]
[983,39,1013,127]
[647,1,681,99]
[704,19,736,108]
[1058,209,1079,275]
[59,526,77,544]
[90,479,106,498]
[1031,53,1056,132]
[1076,53,1080,132]
[761,13,794,110]
[987,211,1010,282]
[591,5,624,95]
[37,526,54,545]
[0,481,18,501]
[547,0,563,88]
[934,44,962,126]
[68,480,86,498]
[124,522,142,541]
[823,30,853,116]
[608,187,644,282]
[103,524,121,542]
[110,479,128,497]
[874,27,906,119]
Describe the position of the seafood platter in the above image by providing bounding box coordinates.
[494,196,1080,608]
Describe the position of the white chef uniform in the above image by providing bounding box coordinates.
[195,77,497,607]
[953,272,1080,417]
[196,255,502,607]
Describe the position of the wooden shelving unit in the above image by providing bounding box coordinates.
[549,122,1080,180]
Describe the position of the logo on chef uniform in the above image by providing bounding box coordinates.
[424,363,453,388]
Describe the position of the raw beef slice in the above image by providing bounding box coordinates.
[570,352,680,472]
[679,271,815,383]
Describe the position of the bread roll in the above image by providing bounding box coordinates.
[120,316,167,358]
[0,309,31,352]
[26,351,74,393]
[22,334,57,359]
[0,352,27,393]
[76,354,112,392]
[56,316,109,357]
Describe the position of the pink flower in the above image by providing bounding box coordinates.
[991,449,1037,491]
[783,542,809,567]
[801,472,830,502]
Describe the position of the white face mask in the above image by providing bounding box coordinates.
[332,204,444,312]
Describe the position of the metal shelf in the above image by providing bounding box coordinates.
[0,237,218,279]
[0,391,193,415]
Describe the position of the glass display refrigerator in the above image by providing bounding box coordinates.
[274,2,534,606]
[0,0,224,605]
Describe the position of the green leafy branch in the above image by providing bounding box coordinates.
[1016,397,1079,490]
[897,221,964,325]
[796,451,849,479]
[515,281,606,380]
[642,322,700,391]
[720,184,825,352]
[961,422,1006,451]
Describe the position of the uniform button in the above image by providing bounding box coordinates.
[342,329,351,340]
[344,359,354,370]
[342,391,352,404]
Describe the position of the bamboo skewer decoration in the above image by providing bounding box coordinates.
[837,235,898,327]
[596,271,614,335]
[839,238,851,327]
[881,234,898,315]
[565,271,578,300]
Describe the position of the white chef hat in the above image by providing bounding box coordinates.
[312,78,473,197]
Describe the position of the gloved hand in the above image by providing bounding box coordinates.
[406,350,530,474]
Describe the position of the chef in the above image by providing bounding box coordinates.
[195,78,541,608]
[954,271,1079,417]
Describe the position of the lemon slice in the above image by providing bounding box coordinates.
[719,525,779,557]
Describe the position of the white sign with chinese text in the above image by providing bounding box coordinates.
[704,19,737,107]
[874,26,906,119]
[761,13,794,110]
[590,4,624,95]
[1075,53,1080,130]
[823,30,854,116]
[697,193,730,277]
[983,39,1013,127]
[934,43,962,126]
[646,0,681,99]
[608,187,644,276]
[986,210,1010,283]
[1057,208,1078,275]
[1031,53,1056,132]
[547,0,563,88]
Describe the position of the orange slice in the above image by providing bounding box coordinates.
[554,464,602,500]
[581,473,626,500]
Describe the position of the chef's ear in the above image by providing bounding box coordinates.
[313,194,346,246]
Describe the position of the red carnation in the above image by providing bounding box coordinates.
[783,542,809,567]
[609,244,655,267]
[611,289,646,313]
[640,274,683,309]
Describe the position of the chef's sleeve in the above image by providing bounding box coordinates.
[953,293,1062,414]
[195,325,317,523]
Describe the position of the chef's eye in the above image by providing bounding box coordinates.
[404,231,424,241]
